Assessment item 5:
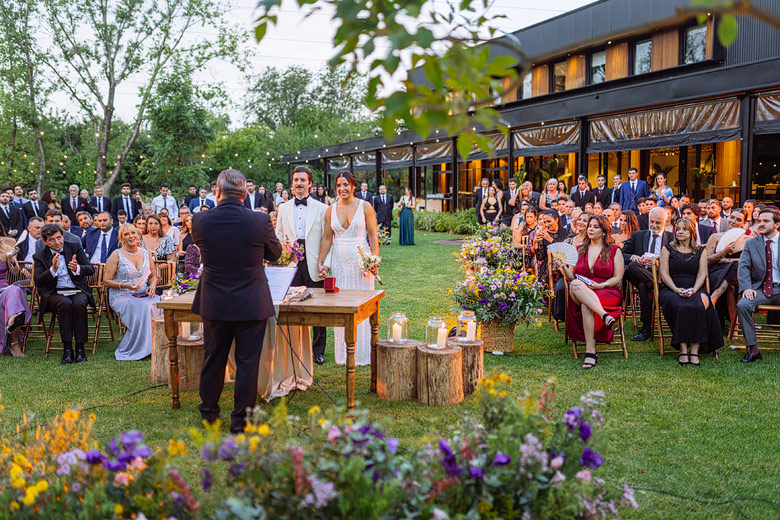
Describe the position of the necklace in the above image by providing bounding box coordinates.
[124,247,141,256]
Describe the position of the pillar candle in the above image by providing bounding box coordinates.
[466,321,477,341]
[436,325,447,348]
[392,322,402,342]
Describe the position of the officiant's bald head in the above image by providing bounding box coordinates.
[216,169,247,202]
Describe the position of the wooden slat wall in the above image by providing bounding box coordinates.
[501,76,518,104]
[605,42,629,81]
[566,55,587,89]
[532,64,549,97]
[651,29,679,70]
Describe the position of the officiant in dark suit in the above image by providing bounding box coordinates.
[372,185,394,236]
[191,169,282,433]
[621,207,673,341]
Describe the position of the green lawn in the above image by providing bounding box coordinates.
[2,231,780,518]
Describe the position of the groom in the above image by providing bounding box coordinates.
[276,166,331,365]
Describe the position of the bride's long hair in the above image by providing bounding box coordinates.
[335,171,357,198]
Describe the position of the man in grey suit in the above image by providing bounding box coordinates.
[736,206,780,363]
[699,199,728,233]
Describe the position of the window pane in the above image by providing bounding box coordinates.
[522,72,532,99]
[591,50,606,84]
[553,61,566,92]
[634,40,652,74]
[684,25,707,64]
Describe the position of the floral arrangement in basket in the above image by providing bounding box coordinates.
[378,226,391,246]
[449,266,546,326]
[173,266,201,294]
[473,220,513,243]
[267,239,304,267]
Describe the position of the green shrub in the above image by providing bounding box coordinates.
[391,208,477,234]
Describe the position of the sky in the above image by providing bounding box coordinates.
[47,0,594,126]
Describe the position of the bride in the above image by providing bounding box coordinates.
[318,171,380,366]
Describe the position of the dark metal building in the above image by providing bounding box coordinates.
[283,0,780,210]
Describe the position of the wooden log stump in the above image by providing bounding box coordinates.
[416,344,464,406]
[377,339,420,401]
[447,337,483,395]
[151,315,168,383]
[151,315,205,390]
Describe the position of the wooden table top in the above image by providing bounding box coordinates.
[157,288,385,314]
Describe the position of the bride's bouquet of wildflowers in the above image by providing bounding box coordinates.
[357,245,382,285]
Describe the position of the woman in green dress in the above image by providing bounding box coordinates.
[399,187,416,246]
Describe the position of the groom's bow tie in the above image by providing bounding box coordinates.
[294,197,308,206]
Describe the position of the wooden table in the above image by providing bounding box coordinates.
[156,289,385,411]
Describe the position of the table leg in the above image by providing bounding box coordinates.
[164,309,180,410]
[345,315,356,411]
[369,302,379,393]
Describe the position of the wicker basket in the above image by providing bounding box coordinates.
[479,320,515,353]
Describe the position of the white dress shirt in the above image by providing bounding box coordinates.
[121,196,134,220]
[90,231,111,264]
[49,248,79,288]
[151,195,178,220]
[648,231,663,257]
[205,193,217,203]
[294,198,307,241]
[192,198,208,213]
[95,197,105,212]
[247,192,256,210]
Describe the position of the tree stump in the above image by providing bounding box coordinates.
[151,315,168,383]
[376,339,420,401]
[151,315,205,390]
[416,344,464,406]
[447,337,483,395]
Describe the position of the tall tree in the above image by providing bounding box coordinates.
[40,0,243,193]
[245,66,314,130]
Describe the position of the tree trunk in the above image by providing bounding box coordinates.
[21,1,45,192]
[7,116,17,185]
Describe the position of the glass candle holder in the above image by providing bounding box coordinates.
[425,316,448,349]
[387,312,409,343]
[457,310,477,342]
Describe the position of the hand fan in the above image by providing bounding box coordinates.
[547,242,578,266]
[715,228,746,253]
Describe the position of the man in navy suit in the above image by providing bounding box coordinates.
[0,189,24,237]
[593,175,612,208]
[189,186,216,214]
[570,175,596,210]
[22,189,47,220]
[372,184,394,236]
[191,169,282,433]
[618,167,649,212]
[82,212,119,264]
[356,182,373,202]
[243,180,265,211]
[112,183,142,222]
[90,186,112,215]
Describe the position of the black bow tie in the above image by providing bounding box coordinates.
[295,197,308,206]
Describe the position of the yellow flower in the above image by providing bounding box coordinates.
[168,439,187,457]
[499,373,512,384]
[114,504,123,516]
[317,418,326,427]
[34,480,48,493]
[10,463,22,479]
[244,423,257,434]
[308,405,321,416]
[13,454,28,466]
[478,501,492,514]
[248,436,260,452]
[484,379,494,389]
[21,492,35,506]
[10,501,19,511]
[489,389,498,397]
[499,391,508,398]
[257,423,270,436]
[11,477,25,489]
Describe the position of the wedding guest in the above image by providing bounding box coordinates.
[41,190,61,212]
[103,224,160,361]
[651,172,674,207]
[158,209,180,246]
[706,209,749,328]
[700,199,727,233]
[610,174,622,204]
[356,182,373,202]
[151,184,179,220]
[722,197,734,217]
[612,210,639,245]
[372,185,394,236]
[492,179,504,204]
[0,189,24,237]
[621,207,673,341]
[133,189,144,206]
[314,185,327,204]
[555,215,623,368]
[258,185,275,211]
[82,212,119,264]
[33,224,95,364]
[90,185,111,214]
[112,183,140,222]
[184,244,201,277]
[37,209,81,252]
[0,225,32,358]
[748,203,764,235]
[512,205,537,247]
[583,201,594,215]
[17,217,43,264]
[571,175,596,210]
[617,167,649,212]
[22,189,47,220]
[521,181,541,208]
[244,180,264,211]
[399,186,415,246]
[177,214,194,268]
[61,215,73,235]
[593,175,612,208]
[473,177,490,224]
[206,181,218,203]
[609,202,622,233]
[658,218,724,365]
[539,178,561,211]
[502,178,521,225]
[743,199,755,227]
[142,204,154,218]
[175,206,190,227]
[680,203,714,246]
[557,180,567,194]
[183,185,198,208]
[566,212,591,249]
[189,186,215,214]
[116,209,128,227]
[670,197,681,219]
[268,210,278,229]
[142,214,176,262]
[192,169,281,433]
[281,189,290,203]
[663,206,677,233]
[133,215,147,236]
[593,201,604,215]
[61,184,94,222]
[275,166,330,365]
[480,186,501,224]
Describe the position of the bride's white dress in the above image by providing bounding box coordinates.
[331,200,374,366]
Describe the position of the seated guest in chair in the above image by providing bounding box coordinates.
[621,207,673,341]
[16,217,43,264]
[658,217,724,366]
[554,215,624,369]
[82,212,119,264]
[736,207,780,363]
[705,209,751,326]
[33,224,95,364]
[532,210,569,322]
[103,224,160,361]
[0,223,32,358]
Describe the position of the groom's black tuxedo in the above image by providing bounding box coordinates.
[191,197,282,432]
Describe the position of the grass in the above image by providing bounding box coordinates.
[2,230,780,518]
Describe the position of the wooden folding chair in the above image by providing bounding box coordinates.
[517,235,529,273]
[622,283,639,331]
[728,301,780,351]
[87,263,115,353]
[155,261,175,290]
[651,257,718,359]
[546,250,560,333]
[563,277,628,359]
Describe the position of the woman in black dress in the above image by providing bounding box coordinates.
[658,218,724,366]
[480,186,501,224]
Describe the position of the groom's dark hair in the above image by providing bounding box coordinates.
[292,165,313,184]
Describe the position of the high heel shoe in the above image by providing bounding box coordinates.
[678,352,689,365]
[602,313,618,331]
[689,353,700,367]
[8,342,24,358]
[582,352,598,369]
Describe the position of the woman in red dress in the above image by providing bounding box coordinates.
[555,215,624,368]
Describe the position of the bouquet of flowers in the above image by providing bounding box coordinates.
[453,235,516,273]
[449,266,546,326]
[173,266,201,294]
[356,245,382,285]
[267,239,304,267]
[473,220,513,243]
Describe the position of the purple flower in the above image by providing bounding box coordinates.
[200,442,217,462]
[132,444,153,458]
[492,452,511,466]
[580,448,603,469]
[469,466,485,479]
[438,439,462,477]
[218,439,240,461]
[105,438,120,457]
[478,298,490,305]
[103,459,127,472]
[170,491,186,509]
[498,301,508,312]
[120,430,143,450]
[579,421,592,442]
[228,462,247,477]
[478,285,485,291]
[85,450,106,465]
[386,437,399,455]
[201,468,212,492]
[563,407,582,430]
